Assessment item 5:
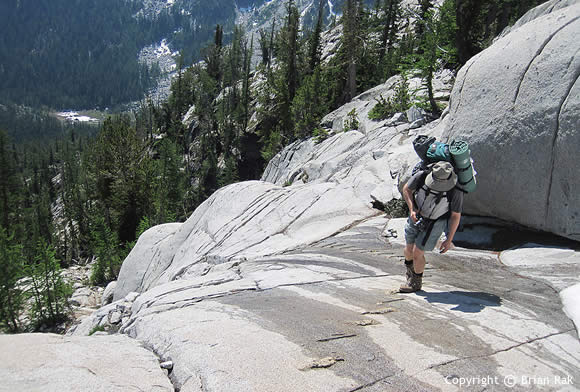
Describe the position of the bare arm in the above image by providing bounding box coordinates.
[402,183,418,222]
[440,211,461,253]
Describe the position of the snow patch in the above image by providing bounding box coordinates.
[500,244,580,267]
[327,0,337,17]
[561,284,580,337]
[155,39,172,58]
[57,112,99,123]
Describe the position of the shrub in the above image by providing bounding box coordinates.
[343,108,360,131]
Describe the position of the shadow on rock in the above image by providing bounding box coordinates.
[416,291,502,313]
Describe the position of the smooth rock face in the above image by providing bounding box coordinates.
[114,180,379,300]
[0,333,172,392]
[102,280,117,305]
[94,215,580,392]
[443,2,580,240]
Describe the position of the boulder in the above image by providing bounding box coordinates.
[69,287,100,308]
[69,292,139,336]
[0,333,172,391]
[405,106,426,123]
[443,1,580,241]
[102,280,117,305]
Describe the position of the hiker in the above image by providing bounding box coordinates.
[400,161,463,293]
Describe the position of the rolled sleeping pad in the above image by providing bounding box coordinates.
[449,140,477,193]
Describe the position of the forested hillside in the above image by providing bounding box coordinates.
[0,0,239,109]
[0,0,546,333]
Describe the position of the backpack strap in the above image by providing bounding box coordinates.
[421,219,436,247]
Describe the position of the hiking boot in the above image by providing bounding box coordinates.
[399,271,422,293]
[405,262,414,285]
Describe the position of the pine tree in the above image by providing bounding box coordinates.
[89,214,123,285]
[307,0,326,74]
[378,0,401,65]
[28,240,72,330]
[342,0,362,103]
[0,228,25,332]
[0,131,17,229]
[292,66,327,139]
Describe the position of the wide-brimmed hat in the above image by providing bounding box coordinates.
[425,161,457,192]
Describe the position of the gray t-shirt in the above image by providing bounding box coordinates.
[407,171,463,213]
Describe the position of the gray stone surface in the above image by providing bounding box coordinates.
[405,106,426,123]
[443,2,580,241]
[110,216,579,391]
[69,292,138,336]
[101,280,117,305]
[261,116,443,196]
[0,333,172,392]
[114,180,379,300]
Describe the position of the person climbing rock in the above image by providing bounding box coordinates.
[400,161,463,293]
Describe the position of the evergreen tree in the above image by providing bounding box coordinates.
[307,0,326,74]
[378,0,402,66]
[206,24,224,82]
[27,240,72,330]
[283,1,300,104]
[89,215,123,286]
[0,228,25,333]
[90,116,151,244]
[0,131,17,229]
[292,67,327,139]
[343,0,360,102]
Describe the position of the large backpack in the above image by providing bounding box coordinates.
[412,135,477,193]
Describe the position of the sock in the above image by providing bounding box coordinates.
[404,259,413,266]
[415,272,423,277]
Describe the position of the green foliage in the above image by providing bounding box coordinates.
[0,0,240,109]
[368,94,395,121]
[436,0,459,69]
[0,228,26,333]
[260,129,283,163]
[89,325,107,336]
[376,198,409,218]
[455,0,543,65]
[292,67,328,139]
[313,127,330,144]
[89,215,124,286]
[368,75,412,120]
[91,116,152,244]
[27,241,72,330]
[343,108,360,131]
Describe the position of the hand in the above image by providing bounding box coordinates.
[410,210,419,223]
[439,239,453,254]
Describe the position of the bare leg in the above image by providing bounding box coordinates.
[404,243,414,262]
[412,246,426,274]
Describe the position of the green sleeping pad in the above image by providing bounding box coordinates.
[449,140,477,193]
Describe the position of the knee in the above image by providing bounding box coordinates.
[413,247,425,260]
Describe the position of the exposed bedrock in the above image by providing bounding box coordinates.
[443,0,580,241]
